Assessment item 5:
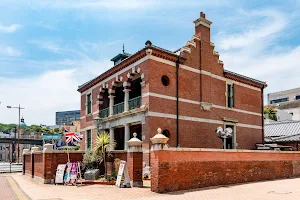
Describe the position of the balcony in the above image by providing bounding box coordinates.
[129,96,141,110]
[113,102,124,115]
[99,107,109,118]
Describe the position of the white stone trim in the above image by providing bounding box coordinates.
[143,92,261,116]
[147,111,262,130]
[149,55,261,92]
[81,55,149,95]
[81,125,96,132]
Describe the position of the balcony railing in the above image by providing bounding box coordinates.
[129,96,141,110]
[113,102,124,115]
[99,107,109,118]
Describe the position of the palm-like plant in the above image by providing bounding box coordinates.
[94,131,116,178]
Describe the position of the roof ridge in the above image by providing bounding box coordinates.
[265,120,300,126]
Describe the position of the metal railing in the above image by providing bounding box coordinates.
[113,102,124,115]
[99,107,109,118]
[0,162,22,173]
[129,96,142,110]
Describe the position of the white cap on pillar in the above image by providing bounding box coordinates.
[150,128,169,150]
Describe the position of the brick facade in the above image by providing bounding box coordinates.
[78,12,266,164]
[151,148,300,193]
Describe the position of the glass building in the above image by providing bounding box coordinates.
[56,110,80,125]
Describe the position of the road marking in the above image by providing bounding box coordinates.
[6,176,29,200]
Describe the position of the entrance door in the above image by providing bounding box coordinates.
[225,124,234,149]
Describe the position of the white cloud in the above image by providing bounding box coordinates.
[217,10,287,50]
[0,46,22,56]
[0,59,112,125]
[215,9,300,103]
[0,24,22,33]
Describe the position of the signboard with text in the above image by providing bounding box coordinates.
[116,160,131,187]
[55,164,66,184]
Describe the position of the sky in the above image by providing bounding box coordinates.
[1,0,300,125]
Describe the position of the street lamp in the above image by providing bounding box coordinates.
[7,104,25,163]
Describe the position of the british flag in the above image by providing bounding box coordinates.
[65,130,83,144]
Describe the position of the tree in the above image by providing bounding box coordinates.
[93,131,115,178]
[54,128,60,133]
[264,107,277,121]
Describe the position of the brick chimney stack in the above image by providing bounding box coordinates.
[193,12,212,42]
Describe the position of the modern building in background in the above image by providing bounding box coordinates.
[268,87,300,105]
[78,12,267,168]
[268,87,300,121]
[56,110,80,125]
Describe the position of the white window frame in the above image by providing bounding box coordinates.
[225,80,234,108]
[86,91,93,115]
[85,129,93,150]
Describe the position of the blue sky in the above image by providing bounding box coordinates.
[1,0,300,125]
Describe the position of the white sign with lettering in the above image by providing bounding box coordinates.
[55,164,66,184]
[116,160,131,187]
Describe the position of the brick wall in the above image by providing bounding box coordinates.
[24,154,32,175]
[33,153,44,178]
[151,149,300,193]
[23,151,84,183]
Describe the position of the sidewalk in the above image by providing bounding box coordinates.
[7,173,300,200]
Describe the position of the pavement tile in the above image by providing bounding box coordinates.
[8,173,300,200]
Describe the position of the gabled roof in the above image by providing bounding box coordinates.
[265,120,300,137]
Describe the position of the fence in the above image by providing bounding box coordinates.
[0,162,22,173]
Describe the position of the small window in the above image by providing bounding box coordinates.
[296,95,300,100]
[161,76,170,86]
[227,84,235,108]
[162,129,170,138]
[87,93,92,114]
[86,130,92,150]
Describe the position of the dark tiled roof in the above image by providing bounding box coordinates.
[224,70,267,87]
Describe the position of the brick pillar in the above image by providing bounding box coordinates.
[127,132,143,187]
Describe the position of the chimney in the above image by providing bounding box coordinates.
[193,12,212,41]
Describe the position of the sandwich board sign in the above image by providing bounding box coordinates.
[116,160,131,187]
[55,164,66,184]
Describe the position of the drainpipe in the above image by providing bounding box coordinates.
[261,87,265,144]
[199,40,203,102]
[176,57,180,147]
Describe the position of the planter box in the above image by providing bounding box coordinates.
[84,169,100,180]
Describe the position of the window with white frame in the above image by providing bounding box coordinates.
[87,93,92,114]
[227,83,235,108]
[86,130,92,150]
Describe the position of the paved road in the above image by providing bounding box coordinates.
[8,173,300,200]
[0,163,22,173]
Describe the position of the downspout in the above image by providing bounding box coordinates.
[199,40,203,102]
[176,57,180,147]
[261,87,265,145]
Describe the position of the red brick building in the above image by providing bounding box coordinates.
[78,12,267,165]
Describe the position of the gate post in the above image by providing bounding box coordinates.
[127,132,143,187]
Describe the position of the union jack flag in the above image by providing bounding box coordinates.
[65,130,83,144]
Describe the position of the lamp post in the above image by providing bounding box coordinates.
[7,104,25,163]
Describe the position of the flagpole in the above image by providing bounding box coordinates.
[67,140,70,163]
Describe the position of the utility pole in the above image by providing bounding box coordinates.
[7,104,25,163]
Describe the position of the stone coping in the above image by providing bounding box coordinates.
[44,150,85,153]
[111,150,127,153]
[24,150,85,154]
[153,147,300,154]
